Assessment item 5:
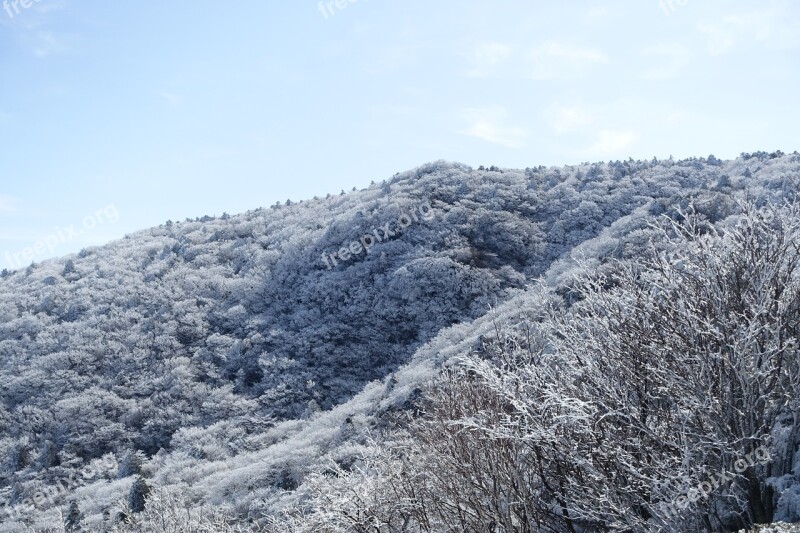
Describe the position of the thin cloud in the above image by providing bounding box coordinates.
[549,106,594,134]
[466,42,513,78]
[529,42,609,80]
[585,130,638,156]
[458,106,527,148]
[698,7,800,56]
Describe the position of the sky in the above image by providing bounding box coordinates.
[0,0,798,269]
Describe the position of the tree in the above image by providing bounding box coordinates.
[128,477,151,513]
[3,443,29,474]
[116,450,144,479]
[62,259,76,276]
[295,202,800,532]
[64,501,83,531]
[109,490,241,533]
[37,439,60,469]
[429,202,800,531]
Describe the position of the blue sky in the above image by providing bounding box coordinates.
[1,0,798,268]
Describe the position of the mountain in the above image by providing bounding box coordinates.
[1,151,799,531]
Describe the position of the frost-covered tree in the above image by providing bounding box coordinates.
[2,156,800,527]
[64,501,83,531]
[400,202,800,531]
[110,490,244,533]
[115,450,144,479]
[127,477,151,514]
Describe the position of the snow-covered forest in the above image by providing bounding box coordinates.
[2,152,800,531]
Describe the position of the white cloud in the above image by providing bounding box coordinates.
[639,42,691,79]
[549,106,593,134]
[528,42,609,80]
[698,7,800,56]
[699,17,750,55]
[466,42,513,78]
[458,105,527,148]
[584,130,638,156]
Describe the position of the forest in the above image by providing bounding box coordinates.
[1,151,800,531]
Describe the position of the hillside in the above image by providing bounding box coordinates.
[1,151,800,531]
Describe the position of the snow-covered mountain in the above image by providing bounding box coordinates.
[1,151,799,532]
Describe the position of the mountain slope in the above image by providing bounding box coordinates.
[1,151,799,530]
